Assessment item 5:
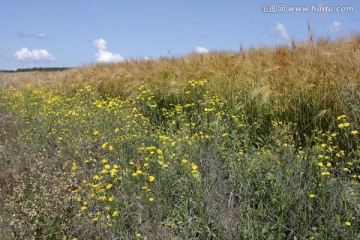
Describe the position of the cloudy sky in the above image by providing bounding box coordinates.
[0,0,359,70]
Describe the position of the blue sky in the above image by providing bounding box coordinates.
[0,0,359,70]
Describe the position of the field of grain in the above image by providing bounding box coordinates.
[1,36,360,239]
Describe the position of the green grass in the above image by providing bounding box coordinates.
[0,36,360,239]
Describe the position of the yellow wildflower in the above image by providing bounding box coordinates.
[72,162,77,171]
[337,114,346,120]
[149,175,155,182]
[98,196,107,201]
[102,142,109,149]
[110,168,118,176]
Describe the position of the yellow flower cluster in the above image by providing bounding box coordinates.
[2,81,358,237]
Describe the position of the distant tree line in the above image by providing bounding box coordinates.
[0,67,72,73]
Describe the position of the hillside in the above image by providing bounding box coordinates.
[2,35,360,138]
[1,35,360,239]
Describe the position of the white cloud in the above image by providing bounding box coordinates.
[195,46,209,54]
[35,33,47,39]
[15,47,55,62]
[95,50,124,63]
[330,21,341,32]
[17,31,48,39]
[276,22,289,40]
[94,38,107,51]
[93,38,124,63]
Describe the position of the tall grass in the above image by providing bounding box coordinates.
[2,35,359,142]
[0,36,359,239]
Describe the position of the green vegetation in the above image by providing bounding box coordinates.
[0,36,359,239]
[0,67,72,73]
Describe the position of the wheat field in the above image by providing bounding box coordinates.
[1,35,359,239]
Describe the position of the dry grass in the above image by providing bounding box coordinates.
[1,35,359,144]
[2,35,359,144]
[2,35,359,95]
